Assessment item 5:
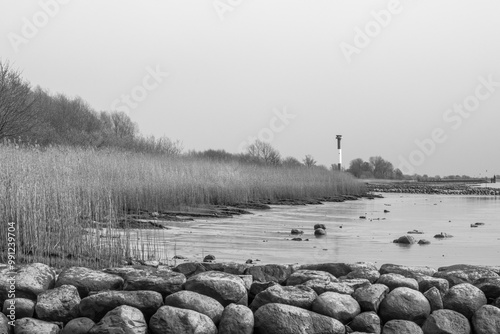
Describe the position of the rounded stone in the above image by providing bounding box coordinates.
[312,291,361,324]
[379,287,430,325]
[149,305,217,334]
[471,305,500,334]
[164,290,223,325]
[422,309,471,334]
[218,304,254,334]
[442,283,487,319]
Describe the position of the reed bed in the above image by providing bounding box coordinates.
[0,144,364,269]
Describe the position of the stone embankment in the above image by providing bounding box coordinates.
[367,182,500,196]
[1,261,500,333]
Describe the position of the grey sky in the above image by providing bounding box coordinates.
[2,0,499,176]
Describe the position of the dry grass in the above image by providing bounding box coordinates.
[0,144,364,268]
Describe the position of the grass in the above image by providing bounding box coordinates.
[0,144,364,269]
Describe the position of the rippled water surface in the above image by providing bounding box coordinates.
[134,193,500,267]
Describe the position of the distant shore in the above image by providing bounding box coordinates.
[366,181,500,196]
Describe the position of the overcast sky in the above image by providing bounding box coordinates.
[1,0,499,176]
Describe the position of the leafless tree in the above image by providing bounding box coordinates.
[247,140,281,165]
[0,60,40,140]
[303,154,317,168]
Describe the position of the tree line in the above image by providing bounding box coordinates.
[346,156,403,179]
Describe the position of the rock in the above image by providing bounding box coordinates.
[56,267,124,298]
[61,317,95,334]
[291,229,304,235]
[0,313,12,334]
[250,284,317,311]
[35,285,81,323]
[102,266,156,278]
[14,318,61,334]
[442,283,487,319]
[254,303,345,334]
[314,224,326,230]
[149,305,217,334]
[88,305,147,334]
[379,264,436,279]
[382,320,423,334]
[239,275,253,291]
[418,239,431,245]
[286,270,337,286]
[2,298,35,319]
[472,305,500,334]
[338,278,372,291]
[314,228,326,236]
[423,287,443,312]
[376,273,419,291]
[173,262,206,278]
[12,263,56,301]
[183,271,247,307]
[312,291,360,324]
[299,263,352,278]
[79,290,163,322]
[379,287,430,325]
[250,281,278,299]
[434,232,453,238]
[421,309,471,334]
[474,277,500,302]
[438,264,500,275]
[340,269,380,284]
[0,267,12,306]
[349,311,381,334]
[218,304,254,334]
[352,284,389,313]
[202,262,249,275]
[434,268,499,287]
[393,235,416,244]
[164,290,223,325]
[245,264,294,284]
[123,270,185,297]
[416,275,449,296]
[203,255,215,262]
[494,296,500,308]
[303,280,355,295]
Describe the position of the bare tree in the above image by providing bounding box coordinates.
[282,156,303,167]
[303,155,317,168]
[247,140,281,165]
[0,60,40,140]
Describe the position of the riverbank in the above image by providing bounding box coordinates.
[366,181,500,196]
[1,261,499,333]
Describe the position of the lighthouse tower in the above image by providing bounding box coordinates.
[336,135,342,170]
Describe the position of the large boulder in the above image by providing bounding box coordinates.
[254,303,345,334]
[56,267,124,298]
[218,304,254,334]
[340,269,380,284]
[433,268,498,287]
[298,263,352,278]
[149,305,217,334]
[416,275,449,296]
[164,290,223,325]
[61,317,95,334]
[379,264,436,279]
[2,298,35,319]
[173,262,206,278]
[11,263,56,301]
[201,262,249,275]
[376,273,419,291]
[382,320,423,334]
[245,264,294,284]
[79,290,163,322]
[0,313,12,334]
[348,311,381,334]
[286,270,337,286]
[352,284,389,312]
[442,283,487,319]
[472,305,500,334]
[0,267,13,305]
[423,286,443,312]
[379,287,430,325]
[303,280,354,295]
[421,309,471,334]
[393,235,416,244]
[183,271,247,307]
[250,284,317,311]
[338,279,371,291]
[35,285,81,323]
[123,271,185,297]
[311,291,360,324]
[14,317,61,334]
[250,281,278,299]
[89,305,147,334]
[474,277,500,302]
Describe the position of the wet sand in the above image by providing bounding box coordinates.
[128,193,500,267]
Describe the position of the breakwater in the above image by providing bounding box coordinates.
[366,182,500,196]
[1,261,499,333]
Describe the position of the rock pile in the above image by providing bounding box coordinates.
[1,262,500,333]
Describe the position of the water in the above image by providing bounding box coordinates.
[132,194,499,268]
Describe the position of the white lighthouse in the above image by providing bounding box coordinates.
[336,135,342,170]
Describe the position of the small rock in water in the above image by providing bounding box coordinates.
[291,229,304,235]
[203,255,216,262]
[291,238,302,241]
[245,259,253,264]
[314,224,326,230]
[314,228,326,236]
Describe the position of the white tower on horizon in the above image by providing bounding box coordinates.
[336,135,342,170]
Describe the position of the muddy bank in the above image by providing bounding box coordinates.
[1,261,499,333]
[366,182,500,196]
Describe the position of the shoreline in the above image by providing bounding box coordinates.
[366,181,500,196]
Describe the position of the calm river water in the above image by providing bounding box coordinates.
[133,193,499,268]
